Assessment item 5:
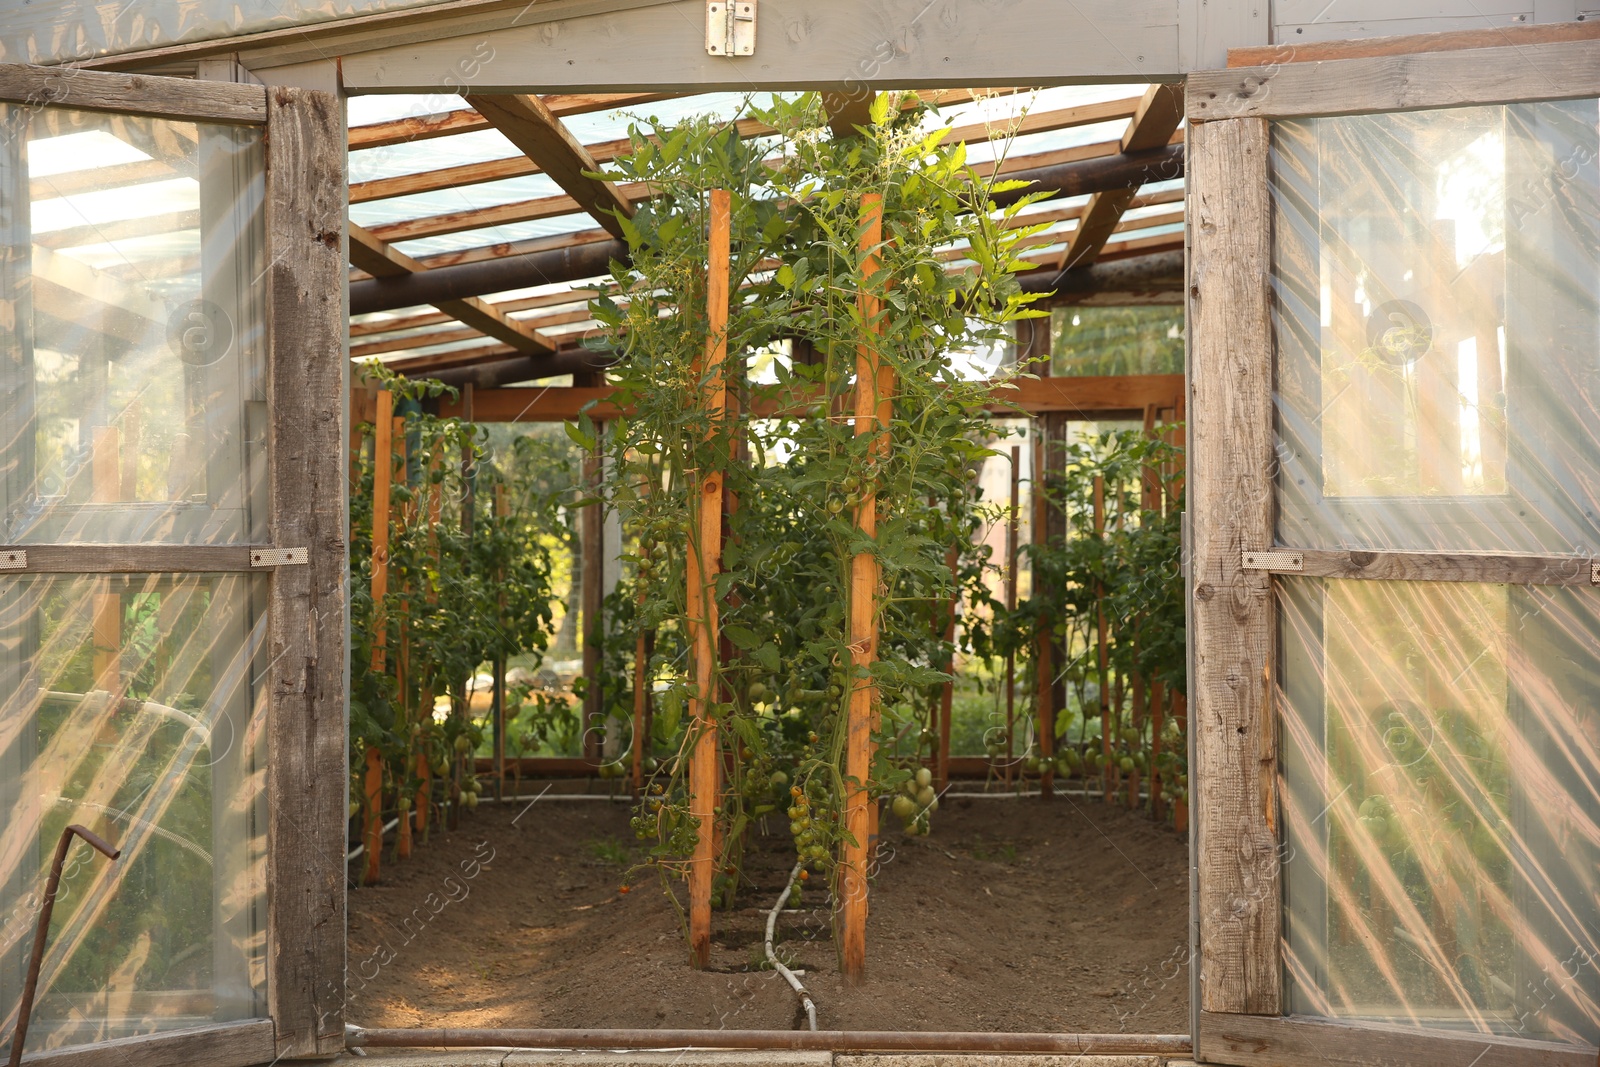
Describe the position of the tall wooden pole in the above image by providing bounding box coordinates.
[580,440,605,763]
[1032,424,1054,801]
[417,445,441,841]
[364,388,393,885]
[935,543,957,791]
[493,483,509,800]
[686,189,731,969]
[1004,445,1019,786]
[1094,474,1112,803]
[842,192,887,983]
[395,414,414,861]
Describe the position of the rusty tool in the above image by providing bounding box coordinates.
[7,824,120,1067]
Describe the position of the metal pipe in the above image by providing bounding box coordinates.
[344,1027,1190,1055]
[350,145,1185,316]
[9,825,120,1067]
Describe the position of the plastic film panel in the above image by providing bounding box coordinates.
[0,104,267,545]
[0,0,453,66]
[0,573,269,1054]
[1279,576,1600,1047]
[1271,99,1600,555]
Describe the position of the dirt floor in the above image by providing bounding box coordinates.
[346,789,1190,1034]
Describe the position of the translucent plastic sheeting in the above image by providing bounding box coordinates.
[0,103,267,544]
[0,574,269,1053]
[1279,577,1600,1047]
[0,0,450,65]
[1272,99,1600,554]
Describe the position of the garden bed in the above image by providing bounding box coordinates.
[346,791,1189,1033]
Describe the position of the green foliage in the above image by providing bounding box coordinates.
[591,92,1047,911]
[1052,306,1183,376]
[349,367,564,832]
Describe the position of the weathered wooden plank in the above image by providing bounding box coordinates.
[0,545,259,571]
[0,65,266,125]
[263,83,348,1061]
[1198,1012,1598,1067]
[1255,547,1600,587]
[1227,17,1600,67]
[1190,37,1600,122]
[1185,116,1280,1016]
[685,188,731,970]
[17,1020,276,1067]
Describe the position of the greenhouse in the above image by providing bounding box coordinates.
[0,3,1597,1067]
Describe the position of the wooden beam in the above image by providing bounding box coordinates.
[1056,84,1183,270]
[822,91,876,139]
[0,65,266,125]
[1190,36,1600,122]
[1252,547,1600,587]
[348,222,555,355]
[1226,18,1600,67]
[1187,115,1280,1016]
[347,92,680,149]
[1199,1011,1597,1067]
[465,94,637,239]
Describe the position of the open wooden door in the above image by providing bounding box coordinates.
[0,67,346,1065]
[1186,26,1600,1067]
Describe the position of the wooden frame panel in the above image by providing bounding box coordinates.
[1188,35,1600,122]
[263,84,349,1061]
[0,546,284,572]
[0,65,266,125]
[1189,27,1600,1067]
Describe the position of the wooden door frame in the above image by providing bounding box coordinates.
[1184,28,1600,1067]
[0,65,348,1065]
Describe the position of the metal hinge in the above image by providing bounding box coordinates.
[0,549,24,571]
[705,0,756,56]
[1242,549,1304,572]
[251,547,308,567]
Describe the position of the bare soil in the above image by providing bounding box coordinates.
[346,790,1189,1034]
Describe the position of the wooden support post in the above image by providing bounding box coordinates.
[364,389,393,886]
[842,191,887,983]
[494,483,509,800]
[1094,474,1112,803]
[581,441,604,763]
[417,445,442,841]
[1031,423,1054,801]
[1004,445,1020,787]
[686,189,731,969]
[935,543,957,792]
[91,426,122,693]
[395,414,414,860]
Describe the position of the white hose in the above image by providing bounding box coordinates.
[765,860,818,1031]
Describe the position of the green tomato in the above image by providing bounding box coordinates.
[914,767,933,789]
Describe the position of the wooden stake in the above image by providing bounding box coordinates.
[1031,424,1054,801]
[365,389,393,886]
[494,482,509,800]
[417,445,442,842]
[395,415,414,861]
[581,442,604,763]
[935,543,957,792]
[686,188,731,969]
[842,192,887,983]
[1004,445,1019,786]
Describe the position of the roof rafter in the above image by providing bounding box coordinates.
[348,223,556,356]
[466,93,638,240]
[1055,83,1184,270]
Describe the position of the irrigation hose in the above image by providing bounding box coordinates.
[765,860,818,1031]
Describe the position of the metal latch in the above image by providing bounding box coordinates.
[1591,561,1600,586]
[251,547,308,567]
[0,549,24,571]
[705,0,756,56]
[1242,549,1304,572]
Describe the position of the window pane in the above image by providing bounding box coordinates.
[0,105,267,545]
[0,574,268,1052]
[1050,305,1184,376]
[1280,577,1600,1046]
[1272,100,1600,552]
